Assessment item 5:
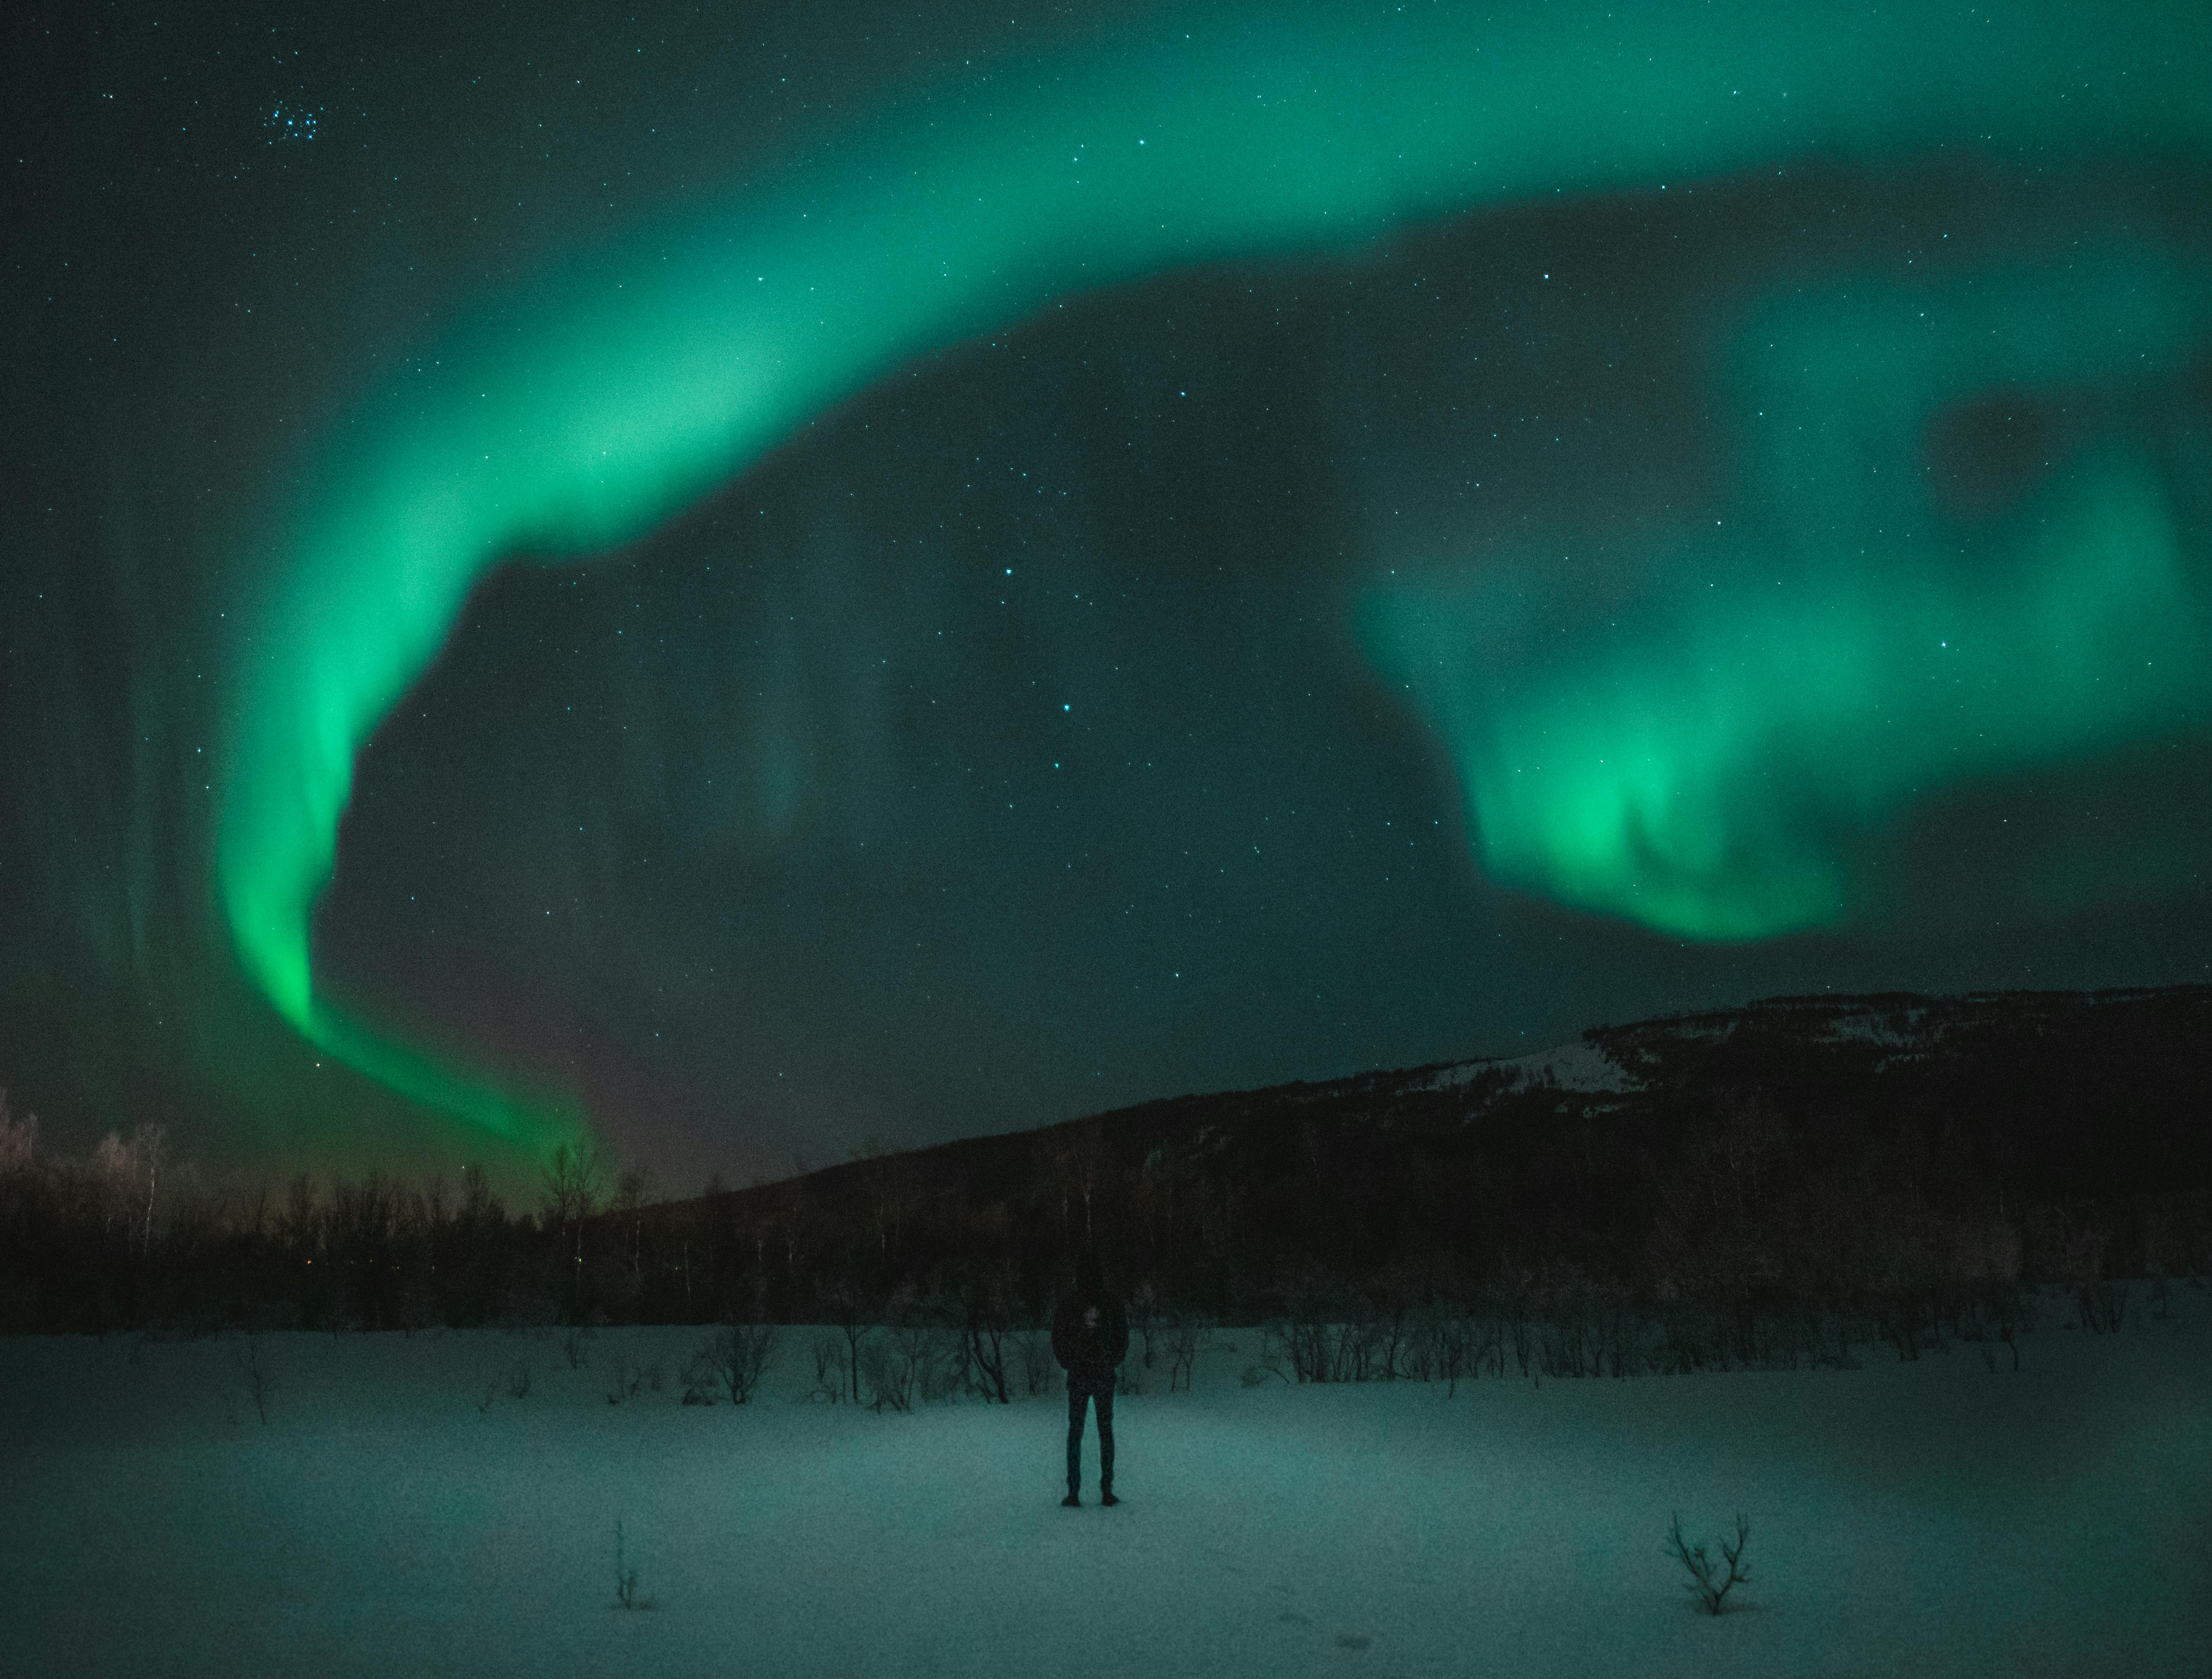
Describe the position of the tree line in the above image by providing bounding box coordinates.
[3,1051,2205,1375]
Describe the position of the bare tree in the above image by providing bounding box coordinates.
[539,1140,607,1269]
[614,1165,657,1283]
[818,1276,871,1405]
[131,1125,165,1254]
[1666,1513,1751,1615]
[852,1136,920,1268]
[1070,1119,1106,1246]
[459,1162,498,1225]
[1033,1118,1109,1249]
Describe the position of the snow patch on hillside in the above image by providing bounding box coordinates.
[1425,1038,1636,1096]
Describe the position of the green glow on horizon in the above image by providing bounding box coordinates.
[217,1,2212,1137]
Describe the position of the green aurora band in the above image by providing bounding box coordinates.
[218,0,2212,1144]
[1366,259,2212,936]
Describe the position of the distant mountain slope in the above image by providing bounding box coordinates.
[680,986,2212,1282]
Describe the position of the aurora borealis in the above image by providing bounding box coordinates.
[6,0,2211,1183]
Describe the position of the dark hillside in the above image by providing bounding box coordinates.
[3,987,2206,1335]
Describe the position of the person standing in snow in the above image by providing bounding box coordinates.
[1052,1250,1129,1506]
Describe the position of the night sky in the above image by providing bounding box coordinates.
[6,0,2210,1189]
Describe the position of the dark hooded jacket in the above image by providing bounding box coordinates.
[1051,1255,1129,1395]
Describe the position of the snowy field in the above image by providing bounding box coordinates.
[4,1294,2207,1679]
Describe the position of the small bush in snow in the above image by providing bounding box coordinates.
[606,1362,647,1405]
[858,1293,959,1411]
[613,1520,652,1611]
[856,1334,914,1412]
[1160,1315,1200,1392]
[1016,1330,1056,1398]
[808,1336,848,1403]
[233,1337,275,1425]
[679,1346,717,1405]
[562,1325,594,1369]
[2076,1281,2128,1334]
[506,1360,532,1401]
[1666,1512,1751,1616]
[703,1321,782,1404]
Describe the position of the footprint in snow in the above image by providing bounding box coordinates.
[1333,1632,1372,1651]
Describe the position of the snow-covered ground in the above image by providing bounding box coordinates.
[4,1293,2207,1679]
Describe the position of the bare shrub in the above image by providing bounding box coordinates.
[1364,1271,1418,1380]
[236,1337,274,1424]
[613,1519,653,1611]
[1400,1308,1437,1384]
[953,1265,1018,1404]
[2076,1280,2129,1334]
[679,1345,717,1405]
[1128,1281,1160,1369]
[808,1335,848,1403]
[861,1289,960,1408]
[1492,1272,1537,1378]
[856,1335,913,1412]
[1016,1329,1056,1397]
[1265,1267,1388,1383]
[1421,1311,1479,1397]
[606,1363,647,1405]
[818,1278,871,1405]
[1957,1280,2029,1370]
[506,1360,532,1401]
[913,1319,965,1405]
[1666,1512,1751,1616]
[1242,1320,1293,1387]
[562,1325,594,1369]
[1875,1290,1928,1361]
[1160,1314,1200,1392]
[701,1321,782,1404]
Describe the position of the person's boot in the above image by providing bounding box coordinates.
[1099,1487,1119,1507]
[1061,1488,1082,1508]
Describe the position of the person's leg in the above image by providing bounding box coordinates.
[1065,1386,1088,1496]
[1095,1384,1115,1496]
